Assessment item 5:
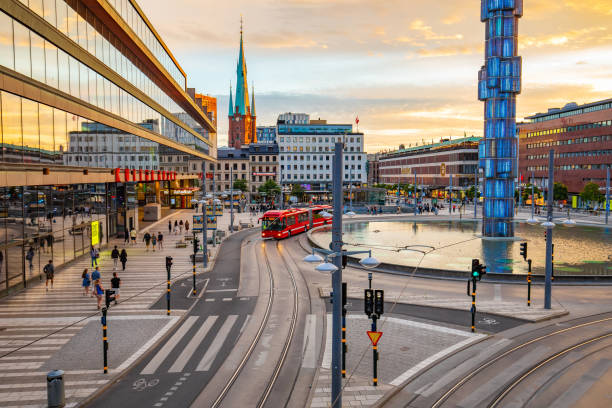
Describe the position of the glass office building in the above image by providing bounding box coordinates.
[0,0,216,296]
[478,0,522,237]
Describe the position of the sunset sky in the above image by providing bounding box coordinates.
[145,0,612,152]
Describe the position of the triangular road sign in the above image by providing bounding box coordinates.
[367,331,382,346]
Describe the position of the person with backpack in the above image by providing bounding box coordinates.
[111,246,120,270]
[82,268,91,296]
[90,266,101,298]
[94,278,104,309]
[143,232,152,251]
[90,247,99,267]
[119,249,127,271]
[110,272,120,305]
[43,260,54,291]
[151,234,157,252]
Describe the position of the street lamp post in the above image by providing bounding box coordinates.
[414,172,417,216]
[280,164,284,210]
[230,165,234,233]
[199,200,208,270]
[449,174,453,214]
[606,165,610,225]
[544,150,554,309]
[474,167,478,219]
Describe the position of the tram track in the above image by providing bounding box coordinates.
[429,315,612,408]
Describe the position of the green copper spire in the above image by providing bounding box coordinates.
[251,82,256,116]
[228,82,234,116]
[235,17,250,115]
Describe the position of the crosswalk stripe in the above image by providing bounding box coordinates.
[140,316,199,375]
[302,314,317,369]
[168,316,218,373]
[195,315,238,371]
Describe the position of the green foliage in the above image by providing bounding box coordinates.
[521,184,541,201]
[291,184,306,201]
[580,182,604,204]
[553,183,568,201]
[258,179,280,197]
[232,178,248,192]
[466,185,480,200]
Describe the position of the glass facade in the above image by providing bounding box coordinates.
[478,0,522,237]
[3,4,210,150]
[0,182,135,295]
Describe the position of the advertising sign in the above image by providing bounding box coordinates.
[91,221,99,246]
[206,215,217,230]
[192,215,203,232]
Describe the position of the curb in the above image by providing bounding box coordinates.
[139,209,188,234]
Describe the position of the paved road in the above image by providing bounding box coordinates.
[378,312,612,408]
[88,229,256,408]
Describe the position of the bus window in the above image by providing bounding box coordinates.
[286,215,295,226]
[262,217,285,231]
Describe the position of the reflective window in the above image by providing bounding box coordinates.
[13,21,31,77]
[39,104,54,163]
[45,40,59,89]
[31,32,46,83]
[1,92,22,163]
[22,98,40,163]
[0,13,14,70]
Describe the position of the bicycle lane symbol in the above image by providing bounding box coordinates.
[132,378,159,392]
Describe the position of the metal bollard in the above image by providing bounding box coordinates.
[47,369,65,408]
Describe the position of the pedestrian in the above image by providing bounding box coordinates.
[94,278,104,309]
[43,259,54,291]
[151,234,157,251]
[179,220,184,234]
[82,268,91,296]
[168,220,172,234]
[124,228,130,245]
[90,266,101,298]
[40,236,45,253]
[157,232,163,250]
[143,232,151,251]
[120,249,127,271]
[25,246,34,274]
[46,235,53,252]
[110,272,120,305]
[185,220,189,233]
[130,227,137,245]
[90,247,99,267]
[174,220,178,235]
[111,245,120,270]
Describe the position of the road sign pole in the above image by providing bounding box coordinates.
[474,167,478,219]
[372,314,378,387]
[605,165,609,224]
[203,211,208,270]
[342,282,347,378]
[166,257,172,316]
[527,259,532,307]
[470,279,477,333]
[544,150,554,310]
[414,173,417,216]
[449,174,453,214]
[192,230,196,296]
[101,307,108,374]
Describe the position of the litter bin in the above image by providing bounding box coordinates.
[47,369,65,408]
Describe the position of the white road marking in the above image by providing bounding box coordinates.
[302,314,317,369]
[322,314,333,369]
[117,317,179,372]
[205,299,215,302]
[140,316,198,375]
[494,284,502,302]
[222,298,232,302]
[206,289,238,293]
[168,316,218,373]
[195,315,238,371]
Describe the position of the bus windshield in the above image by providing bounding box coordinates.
[262,217,285,231]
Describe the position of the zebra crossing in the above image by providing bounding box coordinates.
[140,314,245,375]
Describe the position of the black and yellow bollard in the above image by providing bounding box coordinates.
[527,259,532,307]
[101,307,108,374]
[166,256,173,315]
[341,282,347,378]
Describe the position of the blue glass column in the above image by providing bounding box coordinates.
[478,0,522,237]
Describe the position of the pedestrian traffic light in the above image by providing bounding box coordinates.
[364,289,374,316]
[193,236,200,253]
[166,256,173,273]
[342,282,347,307]
[471,259,486,281]
[105,289,116,308]
[519,242,528,260]
[374,290,384,316]
[342,254,348,269]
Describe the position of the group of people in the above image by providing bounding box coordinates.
[168,220,189,235]
[81,245,126,309]
[142,232,164,251]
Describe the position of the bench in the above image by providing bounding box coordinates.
[175,242,187,248]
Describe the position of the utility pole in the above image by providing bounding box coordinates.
[330,141,344,408]
[280,163,284,210]
[449,174,453,214]
[531,171,535,220]
[414,172,417,216]
[606,165,610,225]
[474,167,478,219]
[544,150,554,309]
[349,164,353,212]
[230,165,234,233]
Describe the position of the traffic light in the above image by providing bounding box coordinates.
[471,259,486,281]
[105,289,116,308]
[364,289,374,316]
[342,282,347,307]
[374,290,384,316]
[342,254,348,269]
[519,242,528,260]
[544,230,547,241]
[166,256,173,273]
[193,236,200,253]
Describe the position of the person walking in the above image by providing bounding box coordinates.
[151,234,157,252]
[173,221,179,235]
[185,220,189,234]
[111,245,120,270]
[168,220,172,234]
[110,272,120,305]
[25,246,34,275]
[82,268,91,296]
[94,278,104,309]
[179,220,184,234]
[43,260,54,291]
[124,228,130,245]
[90,266,101,298]
[40,236,46,253]
[90,247,99,267]
[119,249,127,271]
[130,227,137,245]
[157,232,164,250]
[143,232,151,251]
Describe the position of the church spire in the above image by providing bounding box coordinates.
[228,82,234,116]
[235,16,250,115]
[251,82,256,116]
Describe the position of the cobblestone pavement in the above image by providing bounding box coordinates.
[0,208,255,407]
[310,313,484,407]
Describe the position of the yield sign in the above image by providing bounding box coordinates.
[367,331,383,346]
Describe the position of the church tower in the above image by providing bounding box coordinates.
[228,18,257,148]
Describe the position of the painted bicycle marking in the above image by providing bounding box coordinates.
[132,378,159,391]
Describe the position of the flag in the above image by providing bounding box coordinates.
[355,116,359,125]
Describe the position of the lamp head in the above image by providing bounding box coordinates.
[359,256,381,269]
[315,262,338,273]
[303,253,324,263]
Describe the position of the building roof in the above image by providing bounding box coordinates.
[217,147,249,159]
[380,136,481,159]
[248,143,279,154]
[525,98,612,122]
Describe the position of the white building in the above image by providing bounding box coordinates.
[277,112,310,125]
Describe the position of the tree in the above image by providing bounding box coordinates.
[291,184,306,201]
[580,182,604,205]
[233,179,248,192]
[399,144,406,150]
[258,179,280,199]
[521,184,541,202]
[553,182,568,201]
[466,185,480,200]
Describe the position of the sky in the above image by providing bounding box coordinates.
[144,0,612,153]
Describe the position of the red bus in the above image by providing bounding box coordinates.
[261,205,332,239]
